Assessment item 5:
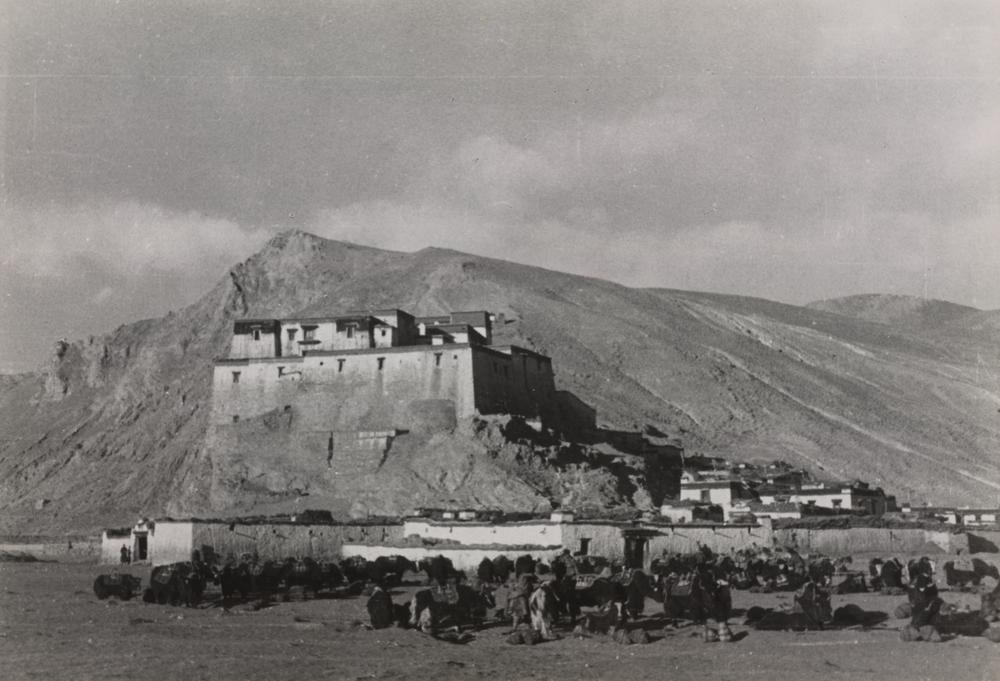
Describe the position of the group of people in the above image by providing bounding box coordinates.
[119,545,132,565]
[360,547,1000,646]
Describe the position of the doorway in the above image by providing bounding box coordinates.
[623,535,648,569]
[134,533,148,562]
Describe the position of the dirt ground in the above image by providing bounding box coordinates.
[1,561,999,681]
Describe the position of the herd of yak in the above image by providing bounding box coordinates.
[92,547,1000,645]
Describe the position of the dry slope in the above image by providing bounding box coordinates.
[1,231,998,533]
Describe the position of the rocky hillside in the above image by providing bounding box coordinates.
[2,231,999,533]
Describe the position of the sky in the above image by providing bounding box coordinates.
[1,0,998,373]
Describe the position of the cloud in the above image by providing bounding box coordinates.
[307,127,1000,309]
[1,201,267,281]
[0,201,269,371]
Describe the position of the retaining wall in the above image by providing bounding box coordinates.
[771,527,965,555]
[148,520,404,565]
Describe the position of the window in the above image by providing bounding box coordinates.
[377,357,385,371]
[337,359,345,373]
[304,328,316,341]
[380,329,387,337]
[345,325,355,339]
[252,329,261,341]
[232,371,241,384]
[700,489,711,502]
[578,538,591,556]
[287,329,297,341]
[232,415,239,423]
[434,352,442,367]
[277,366,284,377]
[831,499,842,508]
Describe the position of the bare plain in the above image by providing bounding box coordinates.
[2,560,998,681]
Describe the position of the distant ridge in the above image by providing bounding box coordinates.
[2,231,999,534]
[807,294,980,327]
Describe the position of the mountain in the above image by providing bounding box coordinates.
[2,231,999,534]
[807,294,981,328]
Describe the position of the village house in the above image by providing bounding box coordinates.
[756,480,893,515]
[678,471,759,521]
[658,499,722,524]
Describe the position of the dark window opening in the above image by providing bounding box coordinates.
[434,352,442,367]
[831,499,842,508]
[232,415,240,423]
[380,329,387,337]
[252,329,261,341]
[578,538,591,556]
[287,329,297,341]
[277,366,285,377]
[700,489,711,502]
[284,405,292,412]
[345,325,355,339]
[377,357,385,370]
[304,328,316,341]
[232,371,241,384]
[337,359,345,373]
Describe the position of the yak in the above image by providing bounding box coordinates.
[943,559,1000,590]
[409,581,492,634]
[751,580,833,632]
[93,573,142,600]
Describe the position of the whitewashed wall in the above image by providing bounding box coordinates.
[402,519,565,547]
[150,522,195,566]
[100,533,132,564]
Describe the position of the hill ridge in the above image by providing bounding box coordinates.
[1,232,998,533]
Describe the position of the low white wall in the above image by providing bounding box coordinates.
[150,522,195,566]
[100,534,132,565]
[402,519,565,547]
[340,543,563,572]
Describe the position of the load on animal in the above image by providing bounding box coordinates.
[99,545,1000,647]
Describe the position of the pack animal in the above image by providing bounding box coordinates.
[93,573,142,600]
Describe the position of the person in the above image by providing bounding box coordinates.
[557,549,578,579]
[120,545,130,565]
[366,583,394,629]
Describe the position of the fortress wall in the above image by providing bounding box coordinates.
[471,349,517,414]
[207,416,397,501]
[513,351,557,419]
[207,348,478,506]
[469,347,558,419]
[210,346,477,430]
